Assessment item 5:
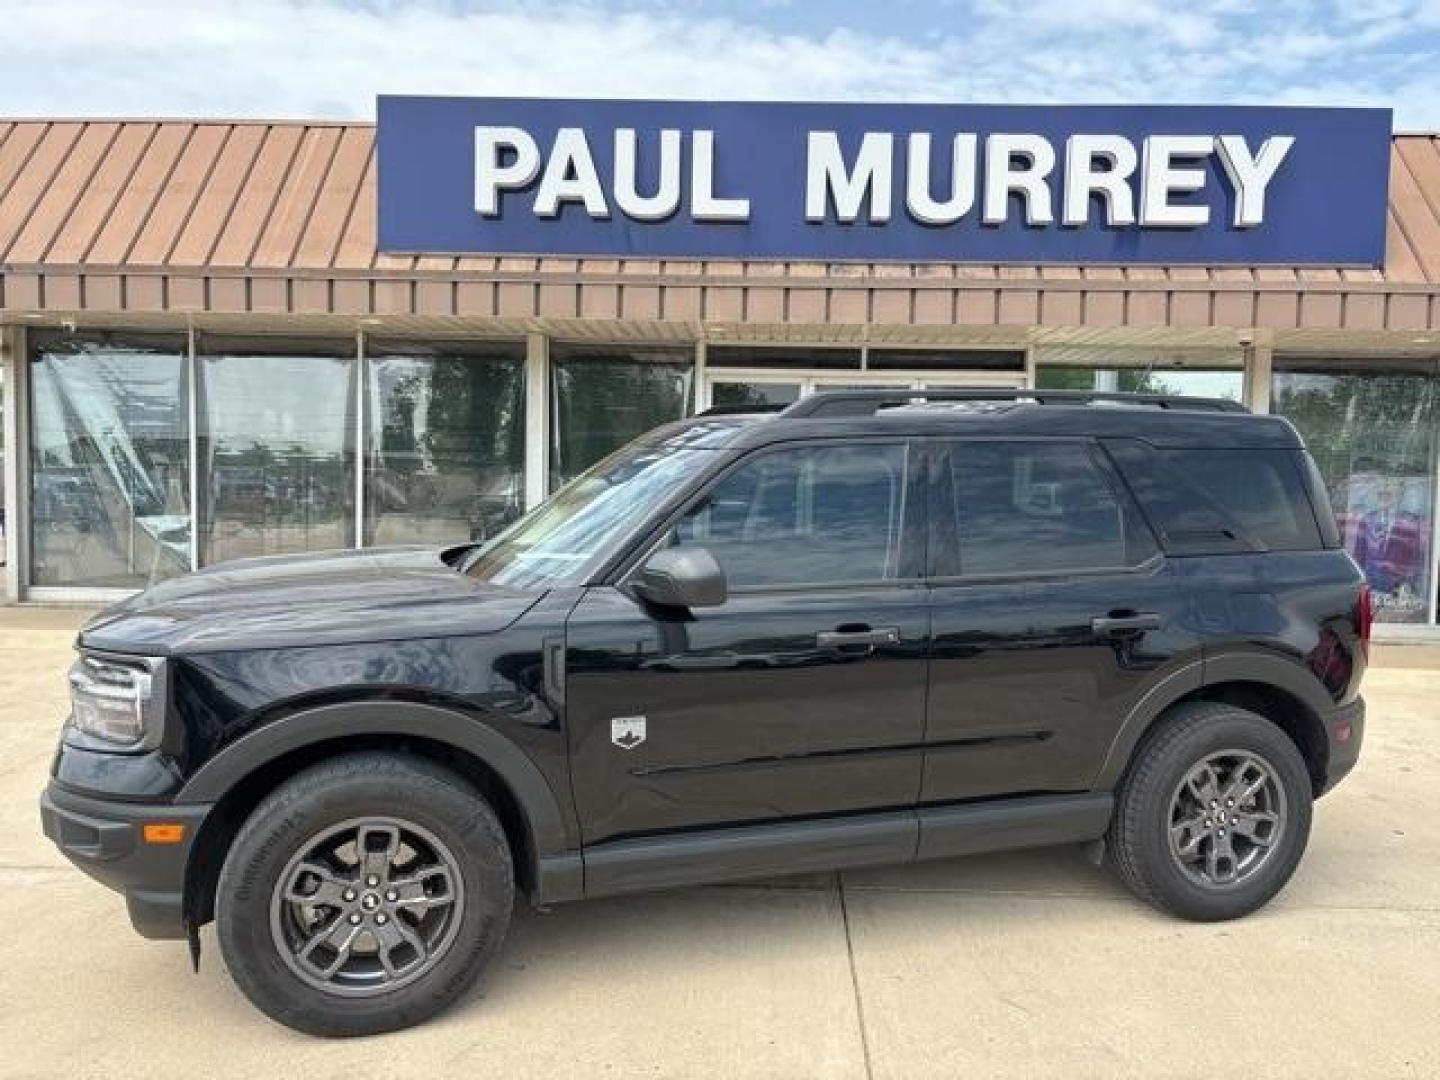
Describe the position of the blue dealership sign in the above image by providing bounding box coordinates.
[377,96,1392,266]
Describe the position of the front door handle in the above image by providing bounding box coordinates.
[1091,612,1162,635]
[816,627,901,649]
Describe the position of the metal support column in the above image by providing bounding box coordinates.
[3,325,28,602]
[354,329,367,548]
[694,339,709,412]
[524,331,549,510]
[1244,341,1272,413]
[186,322,199,573]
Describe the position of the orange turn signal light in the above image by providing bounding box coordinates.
[142,823,187,845]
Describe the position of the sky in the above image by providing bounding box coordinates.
[2,0,1439,128]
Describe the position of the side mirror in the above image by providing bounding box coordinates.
[632,546,727,609]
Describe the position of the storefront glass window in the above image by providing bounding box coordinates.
[29,334,191,588]
[1272,360,1439,625]
[197,340,357,565]
[707,346,860,370]
[1036,364,1244,402]
[363,343,526,547]
[709,381,800,411]
[549,345,693,490]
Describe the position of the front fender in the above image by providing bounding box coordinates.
[176,699,582,901]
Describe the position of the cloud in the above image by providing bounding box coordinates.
[0,0,1437,126]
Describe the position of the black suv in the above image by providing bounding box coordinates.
[41,389,1368,1036]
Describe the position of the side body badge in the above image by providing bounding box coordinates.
[611,715,647,750]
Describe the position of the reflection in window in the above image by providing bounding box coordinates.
[1273,361,1438,624]
[364,344,526,547]
[675,443,910,588]
[706,346,860,370]
[198,342,356,565]
[1106,442,1319,555]
[469,442,715,590]
[29,335,190,588]
[947,441,1152,576]
[709,381,799,412]
[868,349,1023,371]
[549,345,692,490]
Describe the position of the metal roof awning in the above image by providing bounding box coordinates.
[2,120,1439,339]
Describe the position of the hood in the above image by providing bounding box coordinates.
[80,546,542,656]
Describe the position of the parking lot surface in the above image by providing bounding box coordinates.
[2,606,1437,1079]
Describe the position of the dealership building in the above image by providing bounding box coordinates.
[2,100,1439,635]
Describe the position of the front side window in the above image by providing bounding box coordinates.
[673,442,912,589]
[942,440,1154,577]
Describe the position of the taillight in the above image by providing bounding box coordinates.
[1355,582,1373,658]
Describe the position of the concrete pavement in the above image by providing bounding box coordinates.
[1,606,1437,1078]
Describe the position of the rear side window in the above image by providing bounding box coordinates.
[1104,440,1322,553]
[938,440,1157,577]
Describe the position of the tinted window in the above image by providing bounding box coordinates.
[674,443,911,588]
[944,441,1154,576]
[1106,441,1321,553]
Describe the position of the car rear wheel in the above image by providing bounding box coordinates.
[1107,701,1313,921]
[216,752,513,1036]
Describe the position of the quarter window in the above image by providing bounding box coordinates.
[943,441,1154,576]
[674,443,912,588]
[1104,441,1322,554]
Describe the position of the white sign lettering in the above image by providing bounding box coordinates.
[472,126,1295,231]
[905,132,977,225]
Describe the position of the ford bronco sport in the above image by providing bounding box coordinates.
[40,388,1368,1036]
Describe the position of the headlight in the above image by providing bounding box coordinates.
[65,654,166,750]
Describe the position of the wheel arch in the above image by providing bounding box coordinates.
[179,700,583,929]
[1096,652,1333,796]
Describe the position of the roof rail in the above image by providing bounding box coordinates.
[778,387,1249,419]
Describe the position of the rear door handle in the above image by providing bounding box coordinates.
[816,627,901,649]
[1091,612,1162,635]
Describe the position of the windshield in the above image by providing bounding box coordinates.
[463,441,714,589]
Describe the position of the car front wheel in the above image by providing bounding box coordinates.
[216,752,513,1036]
[1107,701,1314,922]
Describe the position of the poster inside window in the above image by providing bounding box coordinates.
[1272,360,1438,624]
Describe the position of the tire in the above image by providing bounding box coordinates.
[1107,701,1313,922]
[216,752,513,1036]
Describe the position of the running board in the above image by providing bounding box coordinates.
[582,793,1113,898]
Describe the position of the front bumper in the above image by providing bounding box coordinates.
[40,784,212,939]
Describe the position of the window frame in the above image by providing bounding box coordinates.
[925,435,1162,585]
[612,435,928,595]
